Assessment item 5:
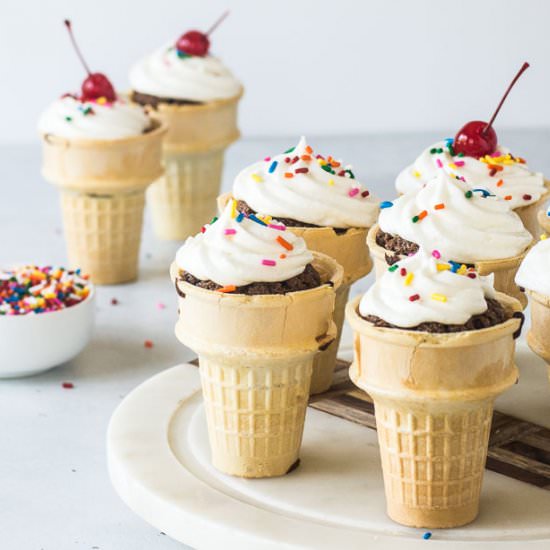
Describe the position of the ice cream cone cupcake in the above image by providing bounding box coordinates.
[39,21,166,285]
[172,200,342,477]
[129,13,243,240]
[370,170,533,307]
[516,234,550,373]
[347,249,523,528]
[395,64,548,238]
[218,137,378,393]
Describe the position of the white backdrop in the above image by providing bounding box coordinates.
[1,0,549,143]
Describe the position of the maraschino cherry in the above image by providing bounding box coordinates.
[176,11,230,57]
[64,19,116,102]
[453,62,530,158]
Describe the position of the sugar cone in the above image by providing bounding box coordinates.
[367,224,530,308]
[526,291,550,374]
[173,252,343,477]
[515,180,550,238]
[346,293,522,528]
[41,121,166,284]
[145,91,242,240]
[217,192,373,393]
[538,208,550,234]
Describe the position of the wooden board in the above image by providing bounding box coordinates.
[310,360,550,490]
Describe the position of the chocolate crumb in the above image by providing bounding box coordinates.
[236,200,349,235]
[179,264,322,295]
[362,298,510,333]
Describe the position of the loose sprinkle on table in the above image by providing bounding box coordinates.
[144,340,154,348]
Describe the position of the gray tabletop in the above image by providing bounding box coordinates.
[1,130,549,550]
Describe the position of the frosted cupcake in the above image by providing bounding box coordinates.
[516,236,550,368]
[172,200,342,477]
[369,171,533,306]
[130,13,243,240]
[396,139,548,237]
[220,136,379,393]
[347,248,523,528]
[39,20,165,285]
[395,63,548,237]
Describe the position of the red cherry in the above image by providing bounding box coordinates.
[176,30,210,57]
[81,73,116,101]
[175,11,230,57]
[454,121,497,158]
[453,62,530,158]
[63,20,116,102]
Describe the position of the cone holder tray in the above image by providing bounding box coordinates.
[108,340,550,549]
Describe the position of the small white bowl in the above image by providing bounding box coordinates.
[0,287,95,378]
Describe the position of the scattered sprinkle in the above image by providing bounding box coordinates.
[423,532,432,540]
[144,340,154,349]
[276,236,294,251]
[361,190,370,198]
[295,167,309,174]
[496,179,504,187]
[436,159,443,168]
[432,250,441,259]
[434,203,445,210]
[262,259,276,267]
[380,201,394,209]
[224,228,237,236]
[413,170,421,178]
[218,285,236,293]
[464,190,473,199]
[236,212,245,223]
[409,294,420,302]
[284,172,294,179]
[504,195,512,201]
[111,298,119,305]
[404,273,414,286]
[268,223,286,231]
[62,382,74,389]
[280,253,287,259]
[268,161,278,173]
[348,188,359,198]
[431,293,447,303]
[523,194,532,201]
[328,179,335,186]
[388,265,399,272]
[157,302,166,310]
[251,173,263,183]
[249,214,267,226]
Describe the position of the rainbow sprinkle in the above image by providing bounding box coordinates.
[0,266,91,315]
[431,293,447,303]
[262,259,276,267]
[380,201,394,209]
[276,236,294,251]
[224,229,236,236]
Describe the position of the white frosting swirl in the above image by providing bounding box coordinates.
[396,140,545,209]
[175,200,313,287]
[515,237,550,295]
[38,95,151,139]
[359,248,495,327]
[233,137,379,228]
[380,171,532,262]
[129,45,242,102]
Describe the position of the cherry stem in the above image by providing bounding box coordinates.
[483,62,530,135]
[64,19,91,75]
[206,10,230,36]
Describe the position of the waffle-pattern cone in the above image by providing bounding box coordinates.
[347,293,522,528]
[173,252,343,477]
[527,290,550,368]
[367,224,530,309]
[147,93,242,240]
[60,189,145,285]
[217,192,373,394]
[148,149,224,240]
[515,180,550,238]
[538,208,550,234]
[41,122,166,284]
